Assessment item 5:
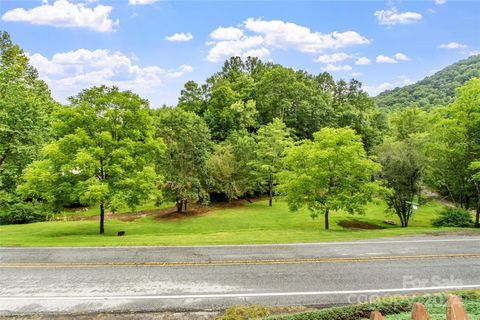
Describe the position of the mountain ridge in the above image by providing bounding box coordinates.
[374,54,480,109]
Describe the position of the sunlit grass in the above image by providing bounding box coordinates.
[0,199,477,247]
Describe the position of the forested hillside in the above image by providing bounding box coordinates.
[2,30,479,233]
[374,54,480,109]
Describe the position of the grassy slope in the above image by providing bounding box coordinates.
[0,199,477,246]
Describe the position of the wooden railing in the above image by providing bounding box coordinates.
[370,295,468,320]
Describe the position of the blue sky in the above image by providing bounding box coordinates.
[1,0,479,107]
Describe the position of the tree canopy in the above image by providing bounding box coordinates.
[0,31,55,206]
[154,108,212,212]
[178,57,385,152]
[19,86,164,233]
[277,128,381,230]
[252,118,292,206]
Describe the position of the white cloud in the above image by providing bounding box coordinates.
[435,0,447,4]
[28,53,65,75]
[468,50,480,56]
[365,82,396,95]
[351,72,363,77]
[244,18,369,52]
[439,42,467,49]
[1,0,118,32]
[316,53,350,63]
[207,35,265,62]
[166,32,193,42]
[376,53,409,64]
[364,75,413,96]
[166,64,194,78]
[206,18,369,63]
[376,55,397,64]
[394,52,410,61]
[129,0,158,5]
[374,8,422,25]
[355,57,371,65]
[210,27,244,41]
[242,47,271,60]
[26,49,192,103]
[322,64,352,72]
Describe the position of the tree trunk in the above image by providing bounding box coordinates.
[324,208,329,230]
[398,213,406,228]
[184,200,187,213]
[176,198,182,213]
[99,157,105,234]
[100,201,105,234]
[268,179,273,207]
[475,183,480,228]
[475,205,479,228]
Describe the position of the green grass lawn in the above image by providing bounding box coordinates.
[0,199,477,246]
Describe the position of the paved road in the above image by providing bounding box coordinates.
[1,235,480,316]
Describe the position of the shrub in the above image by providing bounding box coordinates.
[0,202,49,225]
[267,299,413,320]
[216,305,310,320]
[268,293,480,320]
[432,207,474,227]
[217,305,271,320]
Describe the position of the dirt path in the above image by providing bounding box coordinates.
[424,190,456,208]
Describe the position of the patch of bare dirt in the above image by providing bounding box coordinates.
[338,219,386,230]
[69,197,266,222]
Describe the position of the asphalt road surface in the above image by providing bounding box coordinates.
[1,235,480,316]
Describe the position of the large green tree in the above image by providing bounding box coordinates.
[204,84,258,141]
[376,107,428,227]
[207,131,258,201]
[177,80,207,116]
[426,78,480,215]
[277,128,381,230]
[19,86,164,234]
[376,138,425,227]
[333,79,386,153]
[0,31,55,206]
[252,118,292,206]
[154,108,212,212]
[470,160,480,227]
[456,79,480,228]
[254,66,334,140]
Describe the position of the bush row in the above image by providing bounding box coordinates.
[0,202,50,225]
[266,291,480,320]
